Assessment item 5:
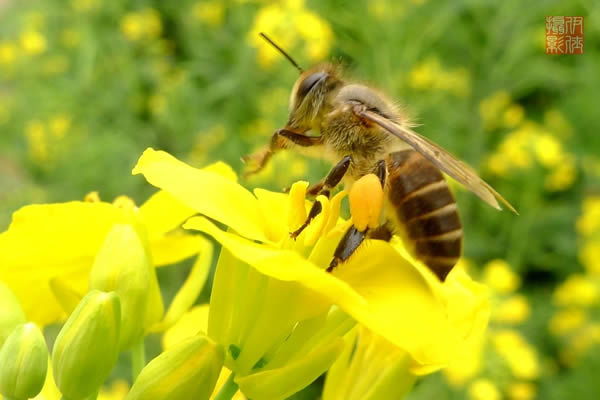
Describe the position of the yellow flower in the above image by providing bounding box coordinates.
[553,274,598,306]
[479,91,510,130]
[25,120,49,164]
[491,330,539,380]
[121,9,162,42]
[133,148,490,372]
[579,239,600,274]
[0,42,16,66]
[248,0,333,67]
[0,163,231,327]
[20,31,47,55]
[533,134,564,168]
[482,259,520,294]
[192,1,225,26]
[545,157,576,192]
[549,308,586,336]
[492,295,531,324]
[507,381,536,400]
[576,196,600,236]
[468,378,501,400]
[503,104,525,128]
[49,115,70,139]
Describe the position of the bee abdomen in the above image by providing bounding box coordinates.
[387,150,462,281]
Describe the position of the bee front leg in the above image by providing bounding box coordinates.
[242,129,323,178]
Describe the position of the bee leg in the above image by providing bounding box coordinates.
[242,129,322,178]
[312,155,352,199]
[290,200,323,239]
[327,159,387,272]
[327,225,366,272]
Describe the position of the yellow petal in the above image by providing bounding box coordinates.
[150,232,205,267]
[139,191,197,240]
[163,305,210,350]
[287,181,309,233]
[185,216,458,367]
[152,238,213,332]
[253,188,290,243]
[132,148,266,242]
[0,202,133,326]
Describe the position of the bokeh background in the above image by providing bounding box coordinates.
[1,0,599,399]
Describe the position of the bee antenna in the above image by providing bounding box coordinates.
[259,32,304,73]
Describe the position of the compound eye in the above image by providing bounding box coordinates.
[297,71,328,99]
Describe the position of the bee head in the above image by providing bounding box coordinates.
[286,64,342,131]
[258,33,342,132]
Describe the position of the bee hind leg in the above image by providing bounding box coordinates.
[327,159,389,272]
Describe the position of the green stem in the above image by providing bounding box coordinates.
[131,339,146,382]
[213,372,239,400]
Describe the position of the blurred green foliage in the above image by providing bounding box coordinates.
[1,0,600,399]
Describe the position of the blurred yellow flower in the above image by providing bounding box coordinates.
[409,58,470,96]
[507,381,536,400]
[545,157,576,192]
[121,9,163,42]
[20,31,47,55]
[549,308,586,336]
[25,120,49,164]
[533,134,563,168]
[492,295,530,324]
[248,0,333,68]
[479,90,510,130]
[491,330,539,380]
[553,274,598,306]
[0,42,16,66]
[576,196,600,236]
[503,104,525,128]
[149,93,167,115]
[468,378,501,400]
[192,1,225,26]
[482,259,520,294]
[49,115,71,139]
[579,239,600,274]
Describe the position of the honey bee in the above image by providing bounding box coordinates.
[244,33,517,281]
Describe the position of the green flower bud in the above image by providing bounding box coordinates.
[52,290,121,400]
[0,282,26,347]
[0,323,48,400]
[126,334,224,400]
[89,224,151,349]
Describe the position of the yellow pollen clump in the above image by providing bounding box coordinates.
[349,174,384,232]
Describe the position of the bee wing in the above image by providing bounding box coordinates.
[358,109,518,214]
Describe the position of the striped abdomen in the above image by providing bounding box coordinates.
[386,149,462,281]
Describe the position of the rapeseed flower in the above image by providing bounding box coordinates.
[248,0,333,68]
[0,163,228,328]
[443,259,539,399]
[133,148,490,398]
